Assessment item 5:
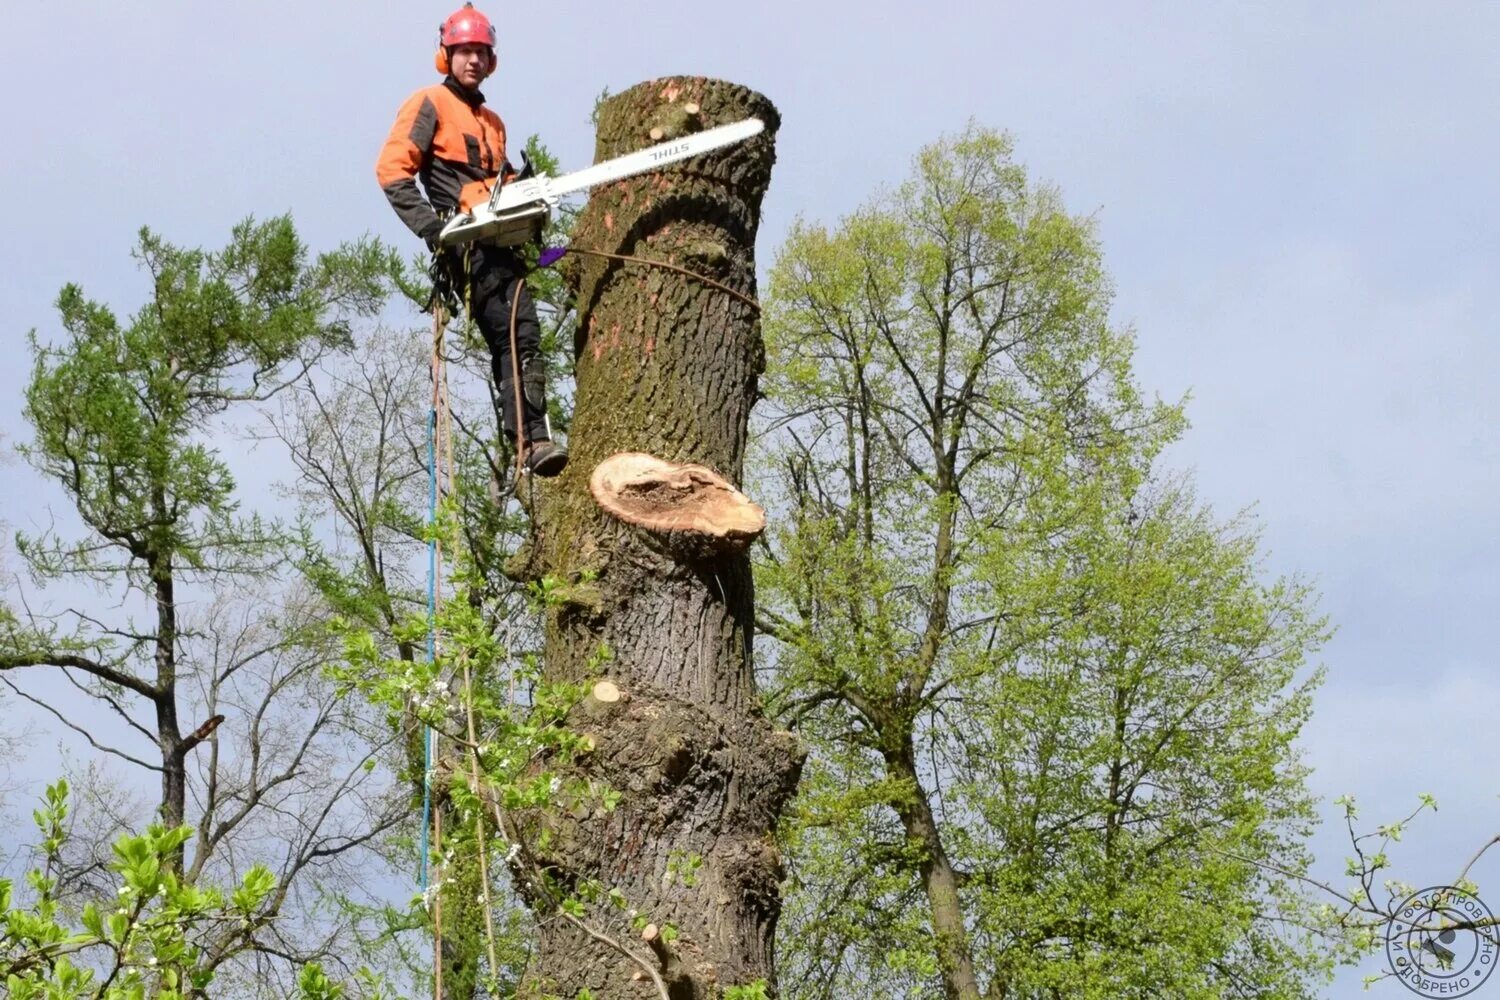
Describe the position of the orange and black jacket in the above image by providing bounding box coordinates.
[377,77,514,241]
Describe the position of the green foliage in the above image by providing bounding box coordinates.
[724,982,770,1000]
[17,217,396,586]
[329,506,594,797]
[298,962,345,1000]
[326,498,646,992]
[1306,791,1491,991]
[665,851,703,888]
[756,124,1332,998]
[1,781,279,1000]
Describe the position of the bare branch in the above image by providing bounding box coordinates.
[0,651,160,699]
[0,675,163,773]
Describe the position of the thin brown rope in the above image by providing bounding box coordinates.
[507,276,527,476]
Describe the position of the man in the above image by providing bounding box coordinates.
[377,3,567,477]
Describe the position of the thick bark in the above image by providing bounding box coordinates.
[510,78,801,999]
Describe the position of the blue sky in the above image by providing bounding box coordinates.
[3,3,1498,995]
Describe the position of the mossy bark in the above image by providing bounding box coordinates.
[509,77,801,999]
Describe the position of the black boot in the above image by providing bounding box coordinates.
[502,351,568,477]
[523,439,568,477]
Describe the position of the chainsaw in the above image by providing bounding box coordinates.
[438,117,765,248]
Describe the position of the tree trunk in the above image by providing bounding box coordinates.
[150,552,187,845]
[884,745,982,1000]
[509,77,801,999]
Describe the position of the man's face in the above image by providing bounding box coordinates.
[449,43,492,89]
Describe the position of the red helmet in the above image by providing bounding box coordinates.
[435,4,496,74]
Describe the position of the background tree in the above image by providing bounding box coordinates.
[753,125,1332,999]
[0,218,408,995]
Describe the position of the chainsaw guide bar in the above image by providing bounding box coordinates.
[438,117,766,248]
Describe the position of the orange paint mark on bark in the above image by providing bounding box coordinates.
[593,320,623,360]
[604,212,614,232]
[661,82,682,102]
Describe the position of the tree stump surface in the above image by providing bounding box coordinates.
[590,451,765,554]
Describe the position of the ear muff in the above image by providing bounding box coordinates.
[435,45,497,78]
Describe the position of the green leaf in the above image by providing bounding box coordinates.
[231,864,277,914]
[80,902,103,938]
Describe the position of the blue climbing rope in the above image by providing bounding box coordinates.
[420,402,437,891]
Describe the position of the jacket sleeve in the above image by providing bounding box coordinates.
[377,91,442,239]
